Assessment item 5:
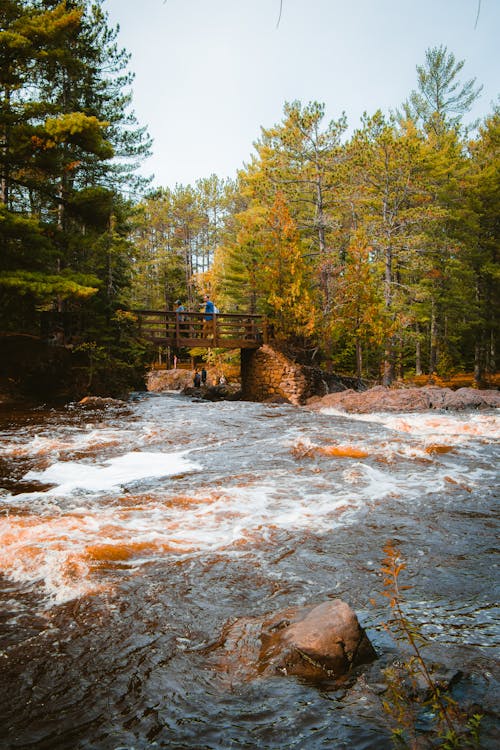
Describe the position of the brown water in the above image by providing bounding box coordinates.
[0,393,498,749]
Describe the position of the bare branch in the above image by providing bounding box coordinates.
[474,0,481,30]
[276,0,283,29]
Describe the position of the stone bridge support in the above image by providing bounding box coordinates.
[241,345,327,405]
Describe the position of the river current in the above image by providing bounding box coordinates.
[0,392,498,749]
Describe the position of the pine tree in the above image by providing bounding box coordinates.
[327,234,386,379]
[259,191,314,339]
[247,101,349,313]
[350,112,442,383]
[0,0,151,343]
[401,45,483,137]
[462,109,500,380]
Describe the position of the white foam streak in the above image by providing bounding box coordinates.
[24,451,200,494]
[320,408,500,442]
[0,427,126,459]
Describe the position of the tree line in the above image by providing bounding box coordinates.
[133,46,498,383]
[1,3,498,388]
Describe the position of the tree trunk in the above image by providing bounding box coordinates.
[382,342,394,386]
[395,335,404,380]
[315,173,332,310]
[429,300,438,374]
[415,323,422,375]
[355,338,362,380]
[382,241,394,385]
[488,329,496,373]
[474,338,484,385]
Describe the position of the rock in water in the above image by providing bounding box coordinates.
[258,600,376,678]
[208,599,376,682]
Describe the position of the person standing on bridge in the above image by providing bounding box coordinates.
[175,299,187,336]
[202,294,216,338]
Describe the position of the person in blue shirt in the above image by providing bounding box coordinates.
[175,299,187,335]
[202,294,216,337]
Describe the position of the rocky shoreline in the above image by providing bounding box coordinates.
[306,385,500,413]
[147,368,499,412]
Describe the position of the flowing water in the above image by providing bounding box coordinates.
[0,392,498,749]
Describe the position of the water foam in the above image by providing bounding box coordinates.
[23,450,201,494]
[320,409,500,442]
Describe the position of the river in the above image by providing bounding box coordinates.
[0,392,498,749]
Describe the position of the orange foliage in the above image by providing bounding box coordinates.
[408,372,500,388]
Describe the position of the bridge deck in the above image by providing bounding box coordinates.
[135,310,267,349]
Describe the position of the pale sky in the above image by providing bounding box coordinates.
[103,0,499,192]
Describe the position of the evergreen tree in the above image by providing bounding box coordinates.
[130,188,187,310]
[258,191,314,339]
[462,109,500,380]
[350,112,442,383]
[326,234,386,379]
[401,45,483,137]
[0,0,151,333]
[247,101,349,312]
[131,178,237,311]
[210,203,264,315]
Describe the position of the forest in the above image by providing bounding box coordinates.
[1,0,499,392]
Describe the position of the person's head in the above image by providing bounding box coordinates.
[176,299,182,305]
[204,294,210,301]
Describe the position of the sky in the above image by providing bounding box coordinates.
[103,0,500,192]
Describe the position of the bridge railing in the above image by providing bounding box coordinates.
[134,310,268,349]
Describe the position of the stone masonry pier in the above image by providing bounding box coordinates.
[241,345,327,405]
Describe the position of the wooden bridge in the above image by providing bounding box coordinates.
[134,310,269,349]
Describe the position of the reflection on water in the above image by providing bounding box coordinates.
[0,393,498,749]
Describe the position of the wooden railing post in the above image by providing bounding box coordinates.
[175,311,180,347]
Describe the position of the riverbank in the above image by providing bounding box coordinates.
[148,368,499,413]
[306,384,500,413]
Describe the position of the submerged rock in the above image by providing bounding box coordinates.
[77,396,128,410]
[201,384,242,401]
[208,599,376,682]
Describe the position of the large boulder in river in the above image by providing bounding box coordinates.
[209,600,376,682]
[258,600,376,678]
